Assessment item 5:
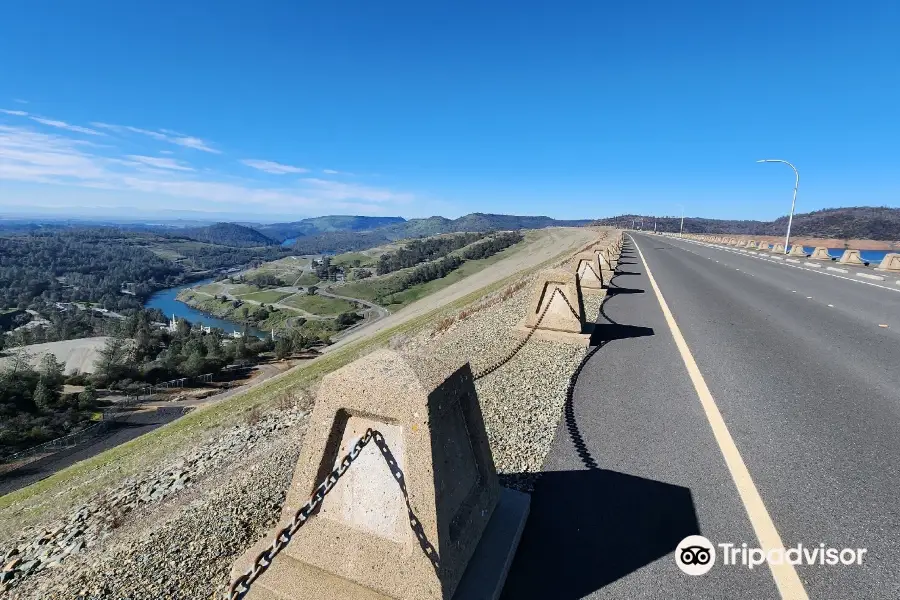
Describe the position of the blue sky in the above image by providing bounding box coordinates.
[1,1,898,223]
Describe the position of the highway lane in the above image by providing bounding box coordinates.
[504,233,899,599]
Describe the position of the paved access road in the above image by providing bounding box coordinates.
[504,232,899,599]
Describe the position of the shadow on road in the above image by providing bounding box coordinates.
[604,287,644,296]
[589,323,654,345]
[501,469,700,599]
[502,239,699,598]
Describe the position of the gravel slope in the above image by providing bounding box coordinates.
[1,232,609,599]
[402,277,588,489]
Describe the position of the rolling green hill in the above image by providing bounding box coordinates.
[256,216,406,242]
[599,207,900,241]
[178,222,278,247]
[289,212,590,254]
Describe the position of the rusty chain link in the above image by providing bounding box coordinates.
[473,286,575,380]
[226,238,622,598]
[226,429,376,600]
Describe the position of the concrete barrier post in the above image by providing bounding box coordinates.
[519,269,589,345]
[757,241,769,251]
[770,243,785,253]
[876,253,900,272]
[572,252,605,293]
[838,249,866,265]
[594,247,615,281]
[604,246,618,271]
[230,349,529,600]
[789,244,808,257]
[810,247,832,261]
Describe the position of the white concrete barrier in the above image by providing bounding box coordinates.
[838,249,866,265]
[876,253,900,272]
[573,252,605,293]
[809,247,832,261]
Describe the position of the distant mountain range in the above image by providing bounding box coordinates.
[162,212,591,250]
[254,216,405,242]
[286,213,592,254]
[599,207,900,241]
[177,222,279,247]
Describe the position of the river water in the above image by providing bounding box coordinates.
[144,278,266,338]
[793,247,891,263]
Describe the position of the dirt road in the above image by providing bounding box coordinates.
[0,337,110,374]
[327,227,597,350]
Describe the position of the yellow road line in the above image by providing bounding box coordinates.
[628,234,809,600]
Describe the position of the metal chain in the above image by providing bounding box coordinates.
[226,240,623,598]
[474,240,619,381]
[473,286,568,380]
[226,428,375,600]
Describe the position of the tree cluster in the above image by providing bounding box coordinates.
[375,233,486,275]
[0,349,96,456]
[0,230,182,312]
[459,231,523,260]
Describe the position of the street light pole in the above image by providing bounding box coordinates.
[757,159,799,253]
[677,204,685,237]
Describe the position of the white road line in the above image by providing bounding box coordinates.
[628,234,808,600]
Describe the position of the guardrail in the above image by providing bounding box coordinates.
[1,369,251,464]
[1,418,117,464]
[124,364,254,403]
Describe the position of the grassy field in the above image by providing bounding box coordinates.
[0,230,582,536]
[238,290,291,304]
[337,235,528,310]
[331,252,377,269]
[294,273,320,286]
[282,294,356,315]
[222,283,257,295]
[241,256,314,283]
[194,283,224,295]
[148,247,186,261]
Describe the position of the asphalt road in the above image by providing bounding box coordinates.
[503,232,899,599]
[0,409,183,496]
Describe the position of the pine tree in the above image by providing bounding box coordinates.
[33,381,53,411]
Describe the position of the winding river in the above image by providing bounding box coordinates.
[144,278,267,338]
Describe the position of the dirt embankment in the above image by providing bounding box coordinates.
[329,227,599,350]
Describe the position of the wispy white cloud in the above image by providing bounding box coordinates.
[0,124,415,215]
[241,159,309,174]
[28,117,105,136]
[126,155,194,171]
[13,99,28,105]
[175,136,219,153]
[0,126,110,182]
[300,178,413,203]
[1,109,28,116]
[159,150,174,155]
[91,122,221,153]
